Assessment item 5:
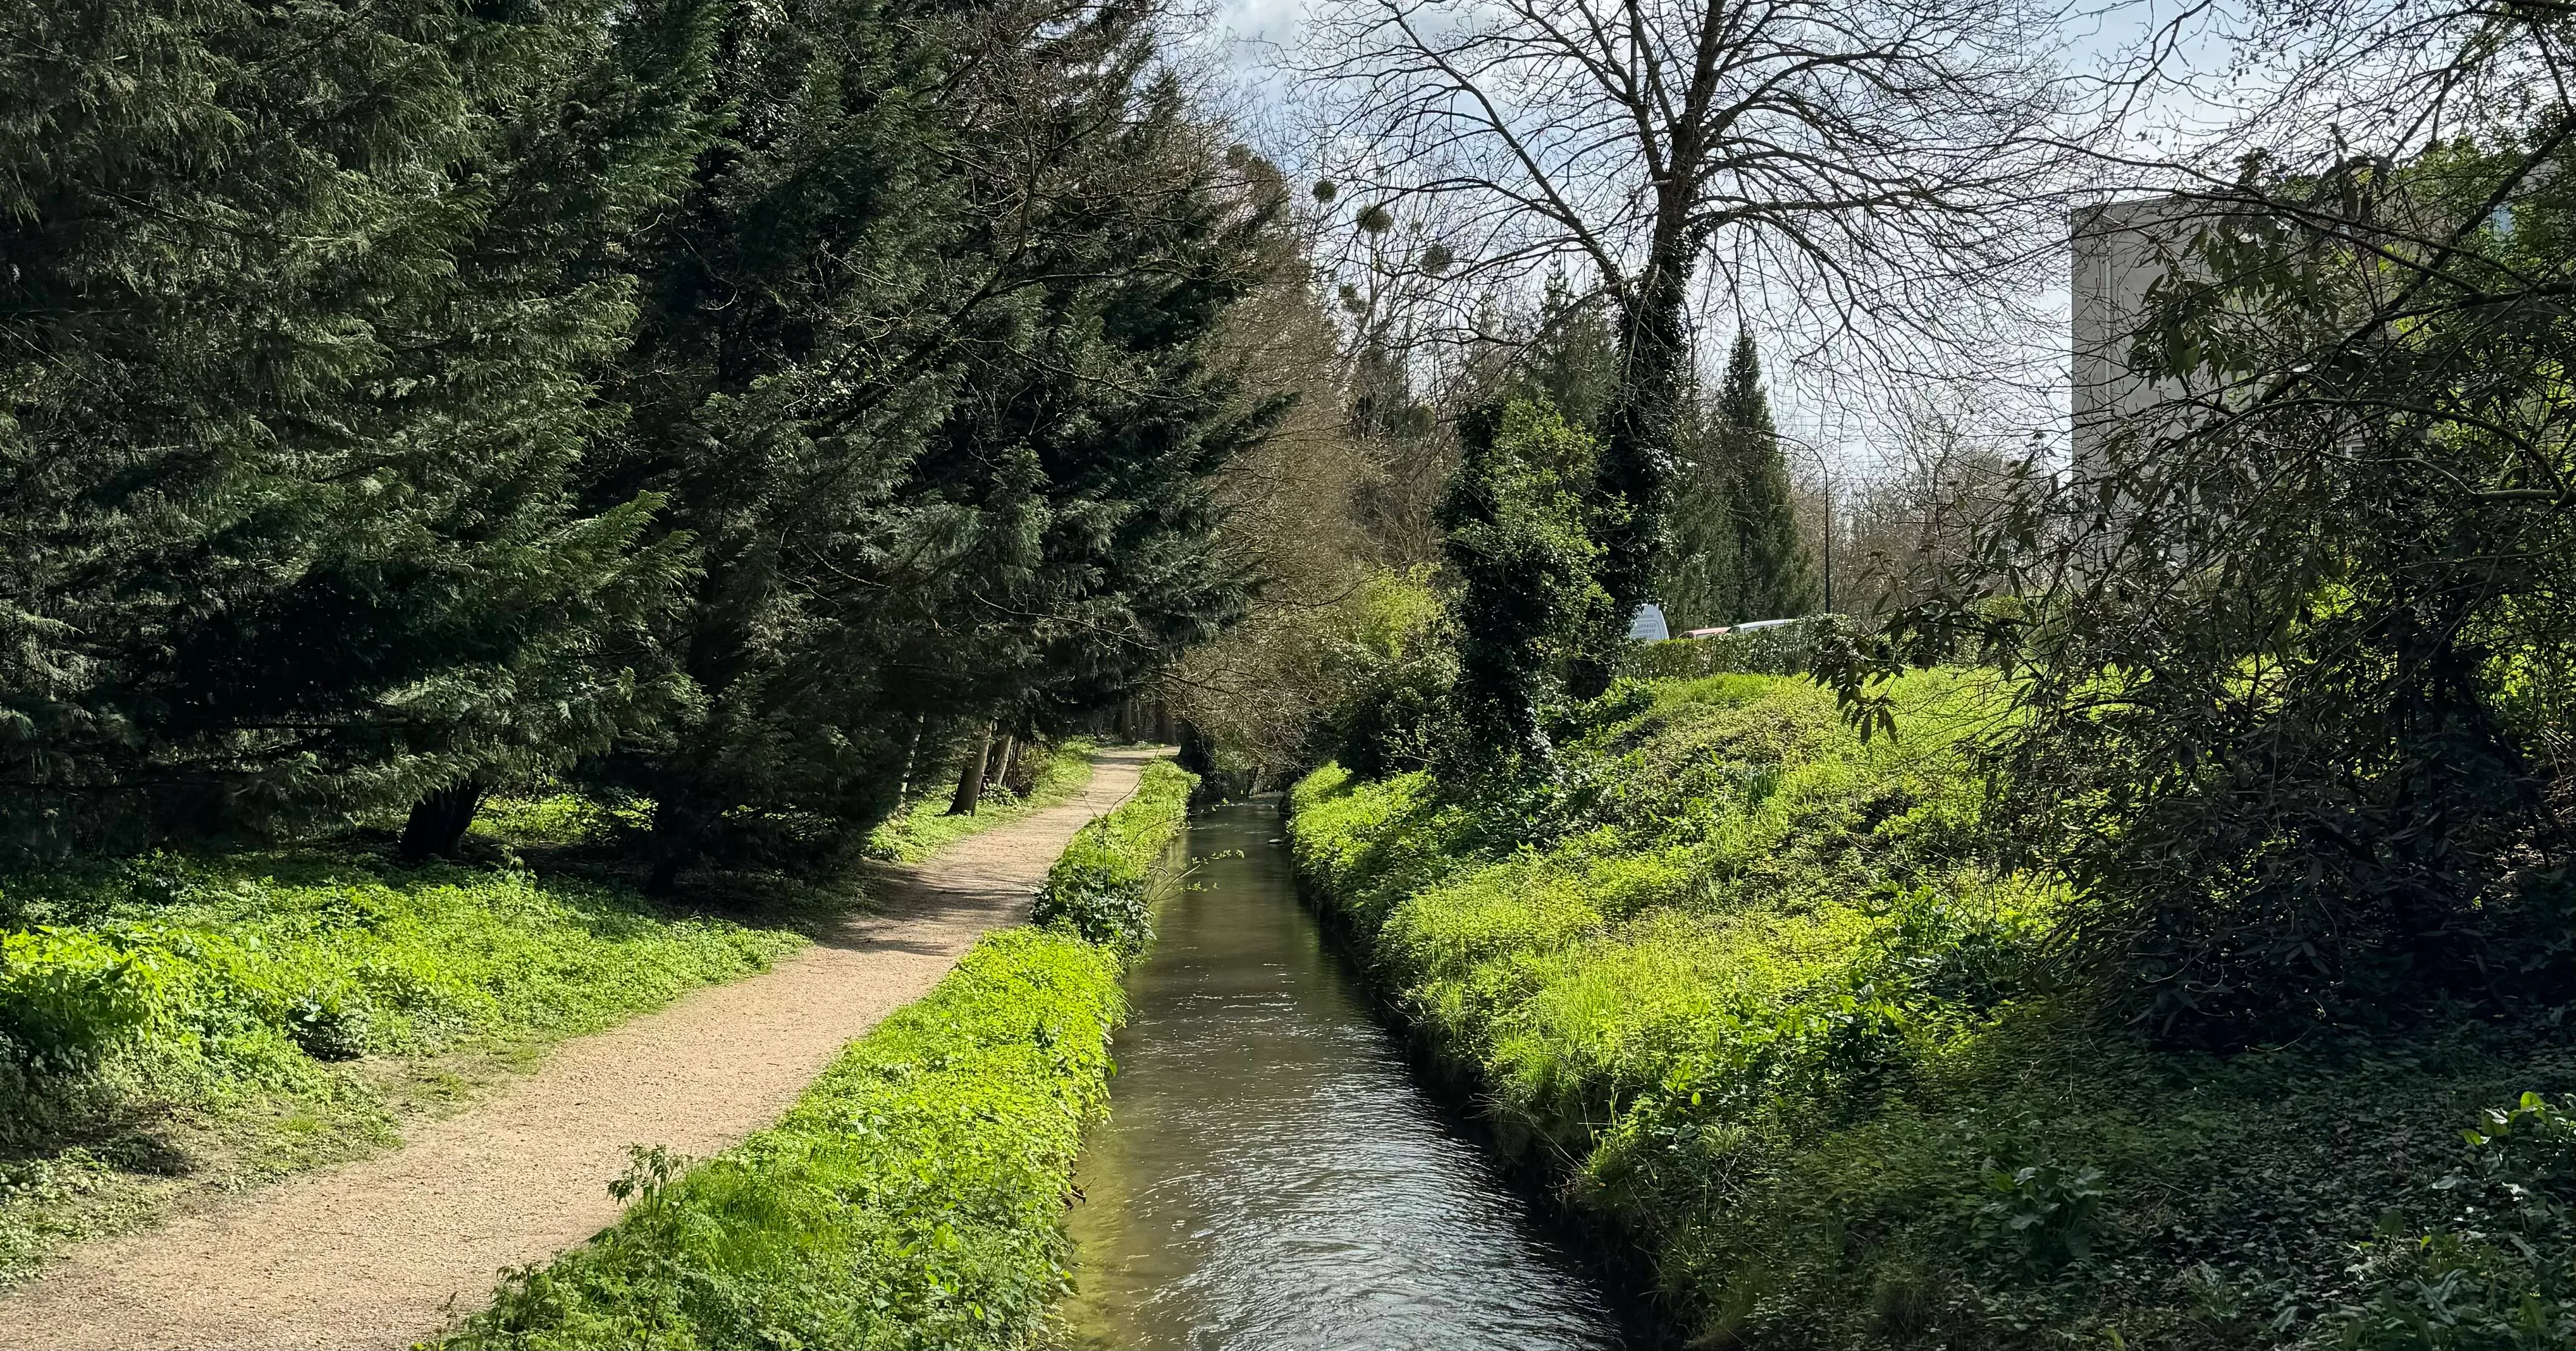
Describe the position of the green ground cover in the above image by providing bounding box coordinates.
[0,848,805,1284]
[1032,760,1195,953]
[1288,672,2576,1349]
[866,741,1098,863]
[444,759,1196,1350]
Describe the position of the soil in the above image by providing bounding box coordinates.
[0,747,1162,1351]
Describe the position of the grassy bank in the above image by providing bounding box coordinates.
[0,849,805,1284]
[1288,673,2576,1349]
[1033,760,1196,952]
[866,741,1099,863]
[444,758,1196,1350]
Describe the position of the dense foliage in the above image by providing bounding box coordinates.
[1031,760,1196,951]
[0,848,799,1279]
[582,0,1290,876]
[1290,673,2576,1348]
[2,0,1288,869]
[1828,139,2576,1045]
[1437,400,1613,777]
[440,926,1124,1350]
[1,0,714,853]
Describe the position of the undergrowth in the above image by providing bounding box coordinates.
[1031,760,1194,952]
[1287,672,2576,1349]
[866,741,1097,863]
[0,849,804,1284]
[441,758,1195,1350]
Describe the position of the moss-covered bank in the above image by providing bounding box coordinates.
[1288,673,2576,1349]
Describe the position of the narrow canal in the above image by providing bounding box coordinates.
[1061,801,1626,1350]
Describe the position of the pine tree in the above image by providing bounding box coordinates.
[1715,328,1814,621]
[0,0,710,856]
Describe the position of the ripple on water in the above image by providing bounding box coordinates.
[1061,803,1627,1351]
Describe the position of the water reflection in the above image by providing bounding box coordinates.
[1061,803,1626,1351]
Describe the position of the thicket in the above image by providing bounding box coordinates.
[444,762,1196,1349]
[0,849,799,1280]
[1823,131,2576,1049]
[1289,674,2576,1347]
[3,0,1288,873]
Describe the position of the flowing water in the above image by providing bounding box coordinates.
[1060,802,1627,1351]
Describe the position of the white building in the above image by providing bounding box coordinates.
[2070,197,2206,480]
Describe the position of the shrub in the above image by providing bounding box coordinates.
[1031,761,1195,953]
[0,927,175,1072]
[1630,614,1845,681]
[441,929,1126,1351]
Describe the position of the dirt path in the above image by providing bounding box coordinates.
[0,747,1165,1351]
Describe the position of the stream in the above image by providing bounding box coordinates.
[1060,801,1627,1350]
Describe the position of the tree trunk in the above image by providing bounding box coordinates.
[946,723,993,816]
[646,795,695,893]
[894,715,924,804]
[991,733,1017,796]
[1573,251,1694,697]
[398,778,486,862]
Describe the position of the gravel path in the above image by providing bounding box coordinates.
[0,747,1162,1351]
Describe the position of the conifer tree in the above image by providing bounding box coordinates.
[0,0,712,856]
[1521,267,1621,434]
[1658,400,1743,630]
[577,0,1288,877]
[1715,328,1814,621]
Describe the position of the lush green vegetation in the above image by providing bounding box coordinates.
[442,760,1196,1349]
[439,927,1124,1350]
[4,0,1296,876]
[1031,760,1197,951]
[0,849,803,1283]
[866,742,1099,864]
[1290,672,2576,1349]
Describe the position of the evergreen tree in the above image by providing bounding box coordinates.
[577,0,1289,877]
[1714,328,1814,621]
[1658,396,1742,630]
[1437,398,1612,780]
[0,0,711,856]
[1520,267,1621,434]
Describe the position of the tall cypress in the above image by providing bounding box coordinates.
[581,0,1288,877]
[1716,328,1814,621]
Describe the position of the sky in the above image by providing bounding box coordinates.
[1171,0,2269,482]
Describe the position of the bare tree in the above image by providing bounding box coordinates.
[1302,0,2073,686]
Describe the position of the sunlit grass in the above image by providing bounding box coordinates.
[865,740,1098,863]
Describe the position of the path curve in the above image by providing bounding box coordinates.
[0,747,1166,1351]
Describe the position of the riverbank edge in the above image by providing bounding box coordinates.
[433,758,1196,1350]
[1270,788,1686,1350]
